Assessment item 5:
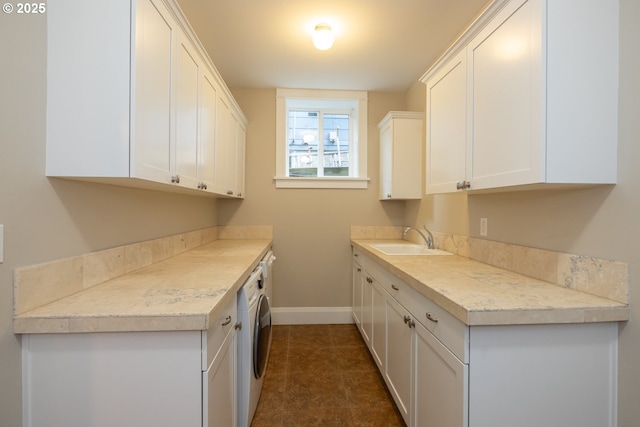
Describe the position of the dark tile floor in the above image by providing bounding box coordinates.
[251,324,406,427]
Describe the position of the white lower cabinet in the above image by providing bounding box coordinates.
[414,319,468,427]
[352,251,383,367]
[360,268,373,347]
[22,300,237,427]
[353,254,373,346]
[379,276,467,427]
[351,260,363,328]
[204,324,237,427]
[370,279,386,369]
[352,249,619,427]
[384,294,413,424]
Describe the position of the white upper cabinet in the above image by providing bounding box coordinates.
[425,50,468,194]
[234,116,247,198]
[421,0,619,193]
[173,28,201,190]
[211,94,247,199]
[198,70,219,192]
[378,112,423,200]
[131,0,176,184]
[46,0,247,198]
[467,0,544,190]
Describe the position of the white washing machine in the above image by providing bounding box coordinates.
[237,250,275,427]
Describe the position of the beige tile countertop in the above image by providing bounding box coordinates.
[352,240,628,326]
[14,239,272,334]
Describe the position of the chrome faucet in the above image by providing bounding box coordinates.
[403,226,434,249]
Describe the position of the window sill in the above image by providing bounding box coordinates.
[274,176,370,189]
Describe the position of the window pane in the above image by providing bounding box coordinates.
[288,111,318,176]
[323,113,350,176]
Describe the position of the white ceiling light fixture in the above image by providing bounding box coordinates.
[312,23,334,50]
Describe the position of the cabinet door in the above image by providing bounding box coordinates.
[426,49,467,194]
[379,123,393,199]
[361,272,373,347]
[46,0,131,177]
[23,332,202,427]
[371,279,386,369]
[198,70,218,192]
[378,113,423,200]
[414,321,468,427]
[234,116,247,198]
[352,262,363,327]
[385,295,412,425]
[132,0,177,183]
[174,30,200,189]
[467,0,544,190]
[212,95,232,195]
[204,329,236,427]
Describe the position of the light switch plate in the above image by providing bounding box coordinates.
[480,218,488,237]
[0,224,3,263]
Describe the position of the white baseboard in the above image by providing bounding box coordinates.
[271,307,354,325]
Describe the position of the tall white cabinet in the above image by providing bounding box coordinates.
[46,0,247,198]
[422,0,619,193]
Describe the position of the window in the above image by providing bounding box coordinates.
[275,89,369,188]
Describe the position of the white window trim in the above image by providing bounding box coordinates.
[275,88,369,189]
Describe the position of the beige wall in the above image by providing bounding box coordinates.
[220,89,408,307]
[0,12,219,426]
[404,1,640,424]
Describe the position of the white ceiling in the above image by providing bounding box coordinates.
[177,0,491,92]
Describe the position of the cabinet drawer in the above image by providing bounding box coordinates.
[374,269,468,363]
[202,296,237,370]
[398,281,468,363]
[352,248,365,268]
[356,249,468,362]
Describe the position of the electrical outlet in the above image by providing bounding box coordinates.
[480,218,488,237]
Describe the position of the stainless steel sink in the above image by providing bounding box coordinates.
[370,243,452,256]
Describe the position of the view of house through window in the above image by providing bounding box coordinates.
[276,89,368,188]
[287,110,351,177]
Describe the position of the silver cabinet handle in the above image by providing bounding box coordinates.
[403,315,415,328]
[357,267,362,272]
[171,175,180,184]
[456,180,470,190]
[234,321,242,330]
[227,190,233,195]
[426,312,439,323]
[391,284,399,291]
[221,315,232,326]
